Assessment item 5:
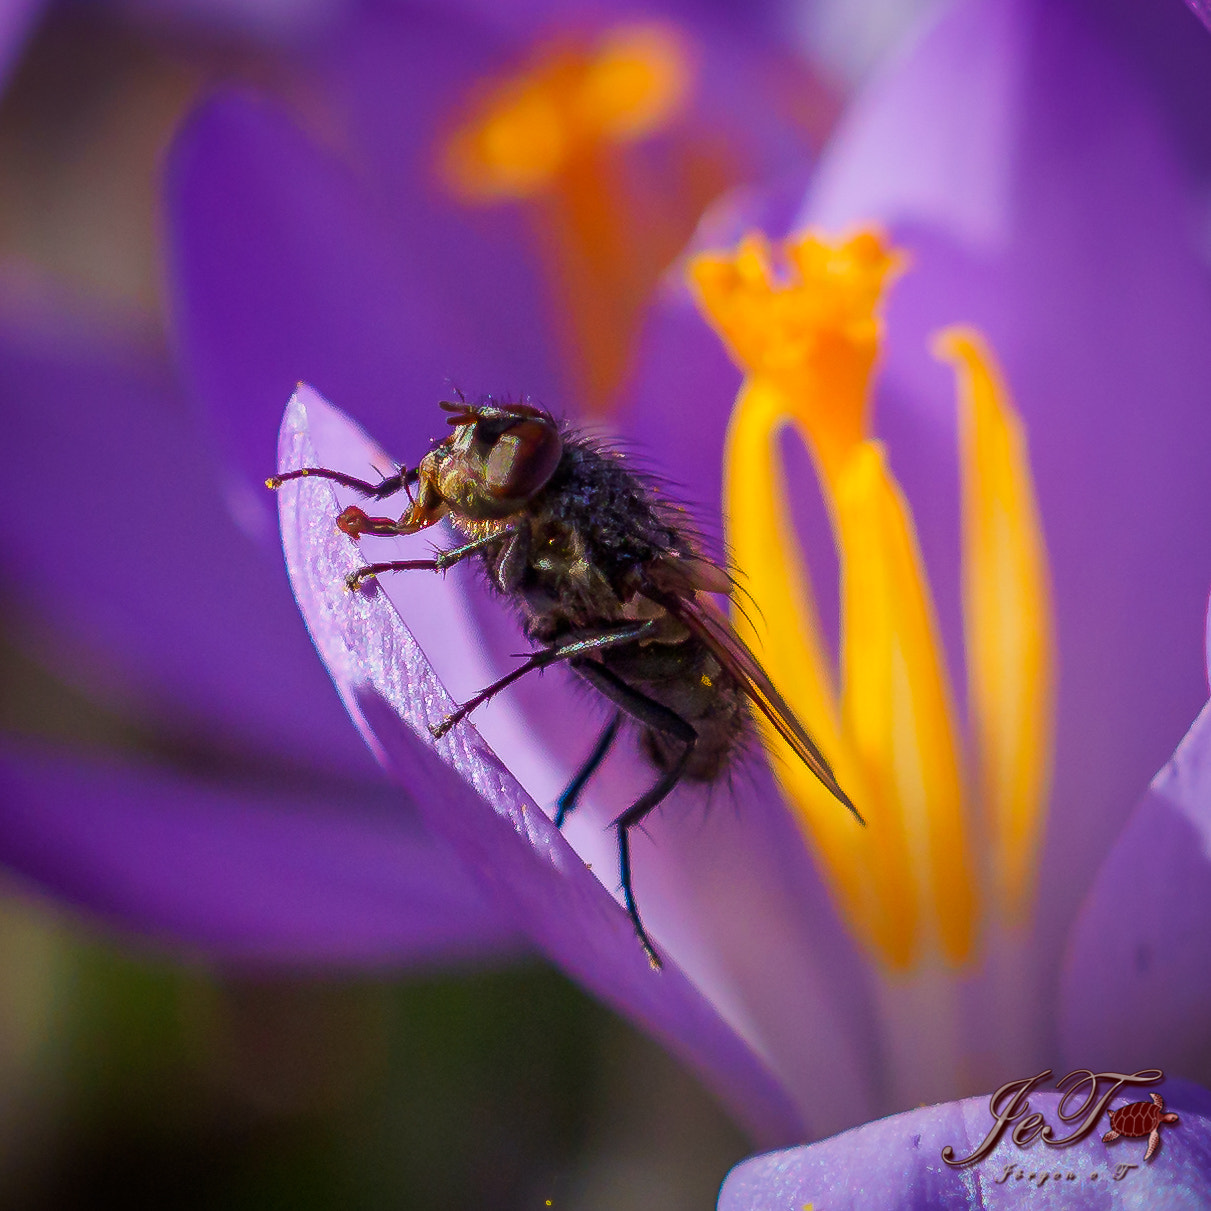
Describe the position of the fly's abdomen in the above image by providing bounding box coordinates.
[604,636,751,782]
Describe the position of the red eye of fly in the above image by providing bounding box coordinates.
[484,417,563,501]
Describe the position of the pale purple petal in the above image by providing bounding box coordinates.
[721,1080,1211,1210]
[275,385,806,1145]
[1059,692,1211,1079]
[620,758,882,1136]
[270,370,879,1134]
[0,740,520,965]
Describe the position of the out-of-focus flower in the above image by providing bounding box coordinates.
[0,282,519,964]
[1187,1,1211,36]
[266,0,1211,1157]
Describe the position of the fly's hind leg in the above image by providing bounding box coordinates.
[555,713,621,828]
[571,660,697,970]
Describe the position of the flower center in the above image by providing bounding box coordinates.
[689,230,1055,972]
[440,23,721,418]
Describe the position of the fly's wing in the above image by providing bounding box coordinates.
[643,565,862,824]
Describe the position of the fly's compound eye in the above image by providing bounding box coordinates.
[483,417,563,504]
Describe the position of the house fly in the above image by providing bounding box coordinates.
[270,397,861,968]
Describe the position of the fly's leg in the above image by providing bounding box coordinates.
[269,465,424,540]
[430,623,655,740]
[555,713,621,828]
[615,749,693,971]
[346,531,507,591]
[570,659,697,970]
[268,465,415,500]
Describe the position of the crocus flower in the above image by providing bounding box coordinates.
[6,0,1211,1194]
[262,0,1211,1162]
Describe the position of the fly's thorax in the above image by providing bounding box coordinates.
[536,436,691,592]
[514,506,630,632]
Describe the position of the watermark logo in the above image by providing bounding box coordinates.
[942,1068,1178,1168]
[1102,1091,1179,1162]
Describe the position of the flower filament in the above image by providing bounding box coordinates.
[690,230,1055,971]
[440,22,727,417]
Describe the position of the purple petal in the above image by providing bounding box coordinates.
[1059,691,1211,1081]
[1079,0,1211,185]
[802,0,1211,994]
[0,286,374,777]
[118,0,349,46]
[617,756,883,1136]
[275,384,807,1146]
[166,86,563,527]
[721,1079,1211,1210]
[0,740,520,965]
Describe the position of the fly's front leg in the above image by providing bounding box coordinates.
[268,464,416,501]
[570,659,697,970]
[269,464,424,540]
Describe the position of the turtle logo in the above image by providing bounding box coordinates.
[1102,1092,1179,1162]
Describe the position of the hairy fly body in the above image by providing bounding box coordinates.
[270,397,861,968]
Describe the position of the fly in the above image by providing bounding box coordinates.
[270,397,862,968]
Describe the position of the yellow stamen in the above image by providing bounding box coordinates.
[722,374,884,954]
[440,23,699,417]
[834,442,975,965]
[936,328,1054,922]
[691,229,1053,972]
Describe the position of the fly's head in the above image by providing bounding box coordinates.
[419,399,565,524]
